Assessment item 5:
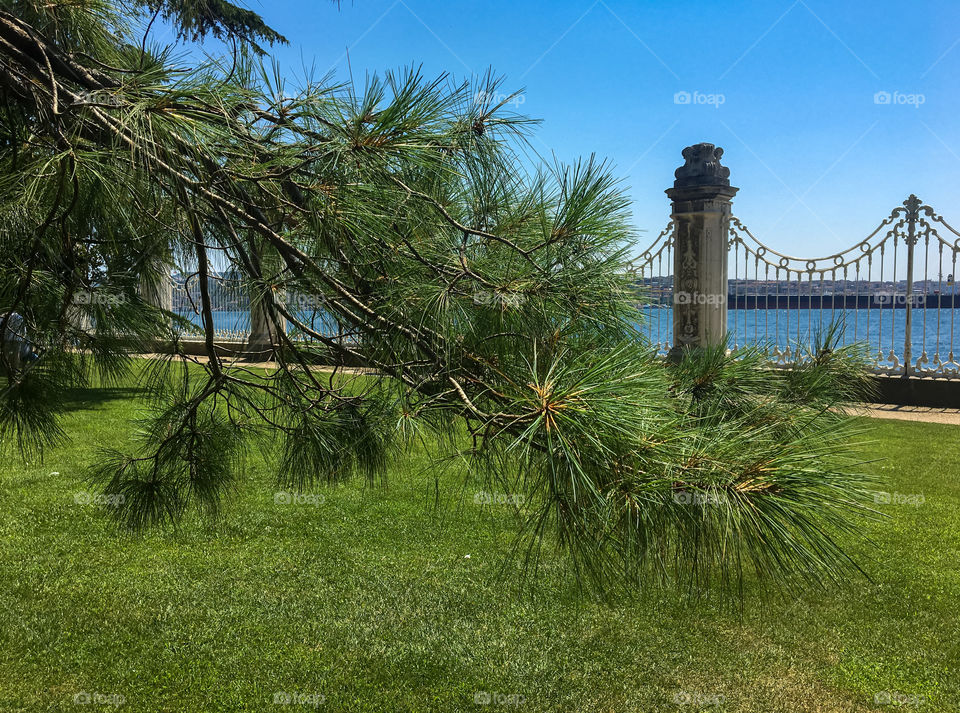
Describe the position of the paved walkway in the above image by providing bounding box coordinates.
[135,354,960,425]
[136,352,373,374]
[853,403,960,426]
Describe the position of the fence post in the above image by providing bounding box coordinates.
[247,297,285,360]
[666,143,738,357]
[902,194,921,378]
[140,267,172,314]
[139,265,173,355]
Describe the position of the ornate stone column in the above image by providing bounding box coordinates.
[244,243,286,361]
[666,143,738,357]
[140,268,173,314]
[247,297,285,361]
[138,265,173,354]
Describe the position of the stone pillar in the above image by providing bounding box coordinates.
[247,297,285,361]
[140,269,173,314]
[243,241,286,360]
[666,143,738,356]
[138,266,172,353]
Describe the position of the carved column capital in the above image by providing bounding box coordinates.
[672,143,731,188]
[666,144,737,356]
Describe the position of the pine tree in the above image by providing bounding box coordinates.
[0,0,877,596]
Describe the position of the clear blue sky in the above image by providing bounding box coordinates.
[171,0,960,257]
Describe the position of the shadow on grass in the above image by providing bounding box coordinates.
[59,385,146,412]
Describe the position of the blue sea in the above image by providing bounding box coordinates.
[175,307,960,366]
[638,306,960,366]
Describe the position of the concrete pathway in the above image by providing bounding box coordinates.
[853,403,960,426]
[134,354,960,425]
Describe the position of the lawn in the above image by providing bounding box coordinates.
[0,372,958,712]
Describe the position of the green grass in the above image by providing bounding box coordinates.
[1,374,958,712]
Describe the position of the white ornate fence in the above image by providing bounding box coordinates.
[628,195,960,379]
[163,136,960,381]
[171,271,250,340]
[170,274,343,345]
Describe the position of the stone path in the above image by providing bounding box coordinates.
[853,403,960,426]
[134,354,960,426]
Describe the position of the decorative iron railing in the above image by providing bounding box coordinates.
[627,195,960,378]
[172,272,250,341]
[167,195,960,378]
[626,222,674,354]
[171,275,344,344]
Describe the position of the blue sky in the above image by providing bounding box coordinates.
[176,0,960,257]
